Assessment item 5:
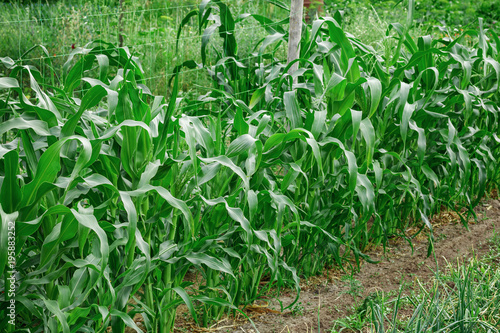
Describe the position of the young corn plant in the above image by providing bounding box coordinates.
[180,0,500,278]
[0,40,263,332]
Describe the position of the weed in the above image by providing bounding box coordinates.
[291,302,305,317]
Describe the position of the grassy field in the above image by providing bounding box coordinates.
[0,0,499,332]
[0,0,288,96]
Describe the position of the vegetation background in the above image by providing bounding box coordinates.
[2,0,500,97]
[0,0,499,332]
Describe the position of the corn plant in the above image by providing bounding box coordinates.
[0,40,267,332]
[179,0,500,277]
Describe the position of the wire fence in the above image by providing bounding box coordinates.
[0,0,289,97]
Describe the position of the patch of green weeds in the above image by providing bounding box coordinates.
[340,275,364,301]
[291,302,305,317]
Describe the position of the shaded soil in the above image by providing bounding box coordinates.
[210,198,500,333]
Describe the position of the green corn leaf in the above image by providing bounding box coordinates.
[284,91,302,129]
[0,77,19,89]
[184,252,235,278]
[1,150,22,213]
[21,136,92,208]
[124,185,194,237]
[249,87,265,109]
[172,286,198,323]
[409,120,426,166]
[71,207,109,271]
[0,117,51,137]
[109,309,143,333]
[200,195,253,243]
[259,32,285,54]
[119,192,137,267]
[199,156,250,189]
[359,118,375,167]
[62,85,108,137]
[365,78,382,118]
[43,299,70,333]
[226,134,257,158]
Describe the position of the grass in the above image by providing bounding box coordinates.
[0,0,285,96]
[0,0,499,332]
[325,0,500,30]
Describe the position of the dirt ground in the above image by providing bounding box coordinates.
[192,198,500,333]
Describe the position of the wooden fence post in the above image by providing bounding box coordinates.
[287,0,304,83]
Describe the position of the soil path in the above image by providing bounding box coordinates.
[230,199,500,333]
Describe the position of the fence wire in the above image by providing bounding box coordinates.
[0,0,288,97]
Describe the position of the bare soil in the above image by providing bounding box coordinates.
[194,198,500,333]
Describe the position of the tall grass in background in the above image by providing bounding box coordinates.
[325,0,500,29]
[0,0,499,332]
[0,0,286,96]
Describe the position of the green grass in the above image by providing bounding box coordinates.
[0,0,500,332]
[325,0,500,29]
[2,0,485,98]
[0,0,284,96]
